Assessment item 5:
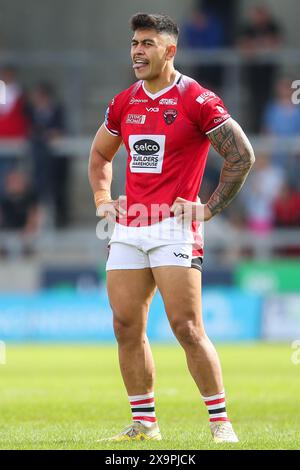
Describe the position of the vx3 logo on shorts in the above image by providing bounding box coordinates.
[173,252,189,259]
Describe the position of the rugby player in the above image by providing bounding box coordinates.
[88,13,255,443]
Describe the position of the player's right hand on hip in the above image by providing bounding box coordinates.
[171,196,212,222]
[96,195,127,221]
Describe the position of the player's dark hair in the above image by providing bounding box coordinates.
[130,13,179,41]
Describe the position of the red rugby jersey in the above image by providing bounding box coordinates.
[104,71,231,254]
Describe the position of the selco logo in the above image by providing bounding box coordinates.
[133,139,160,155]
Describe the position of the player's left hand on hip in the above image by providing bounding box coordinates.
[171,197,212,222]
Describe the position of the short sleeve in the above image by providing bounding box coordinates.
[198,93,231,135]
[104,97,121,136]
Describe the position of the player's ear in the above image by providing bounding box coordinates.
[166,43,176,61]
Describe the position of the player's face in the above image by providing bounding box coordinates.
[131,29,176,81]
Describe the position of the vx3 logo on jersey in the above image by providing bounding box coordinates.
[146,107,159,112]
[173,252,189,259]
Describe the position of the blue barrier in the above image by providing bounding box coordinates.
[0,288,262,342]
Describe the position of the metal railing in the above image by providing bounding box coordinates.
[1,135,300,157]
[0,226,299,265]
[1,47,300,263]
[1,47,300,132]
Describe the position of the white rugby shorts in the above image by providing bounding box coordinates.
[106,217,203,271]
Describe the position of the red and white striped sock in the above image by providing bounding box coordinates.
[202,390,229,423]
[128,392,157,428]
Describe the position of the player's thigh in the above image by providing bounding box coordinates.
[107,268,156,336]
[106,243,157,327]
[107,268,156,313]
[151,264,204,333]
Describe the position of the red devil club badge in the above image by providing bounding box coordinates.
[163,109,177,125]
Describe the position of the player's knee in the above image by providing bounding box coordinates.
[171,319,205,347]
[112,315,143,344]
[113,316,133,342]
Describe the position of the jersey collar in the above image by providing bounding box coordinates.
[142,70,181,101]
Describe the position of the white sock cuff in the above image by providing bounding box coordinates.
[201,390,225,401]
[128,392,154,401]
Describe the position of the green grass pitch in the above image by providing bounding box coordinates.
[0,343,299,450]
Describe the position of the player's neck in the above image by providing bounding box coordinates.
[143,68,177,95]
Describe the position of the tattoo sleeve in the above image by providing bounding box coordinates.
[206,119,255,216]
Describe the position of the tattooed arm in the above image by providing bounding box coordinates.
[206,118,255,218]
[171,118,255,222]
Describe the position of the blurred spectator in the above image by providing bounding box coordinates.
[0,65,28,138]
[180,7,225,90]
[262,77,300,176]
[239,6,282,50]
[27,82,70,227]
[181,8,224,49]
[238,5,283,132]
[201,0,238,46]
[273,183,300,228]
[272,182,300,256]
[0,65,29,194]
[0,170,42,257]
[200,158,220,204]
[263,78,300,136]
[242,153,285,234]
